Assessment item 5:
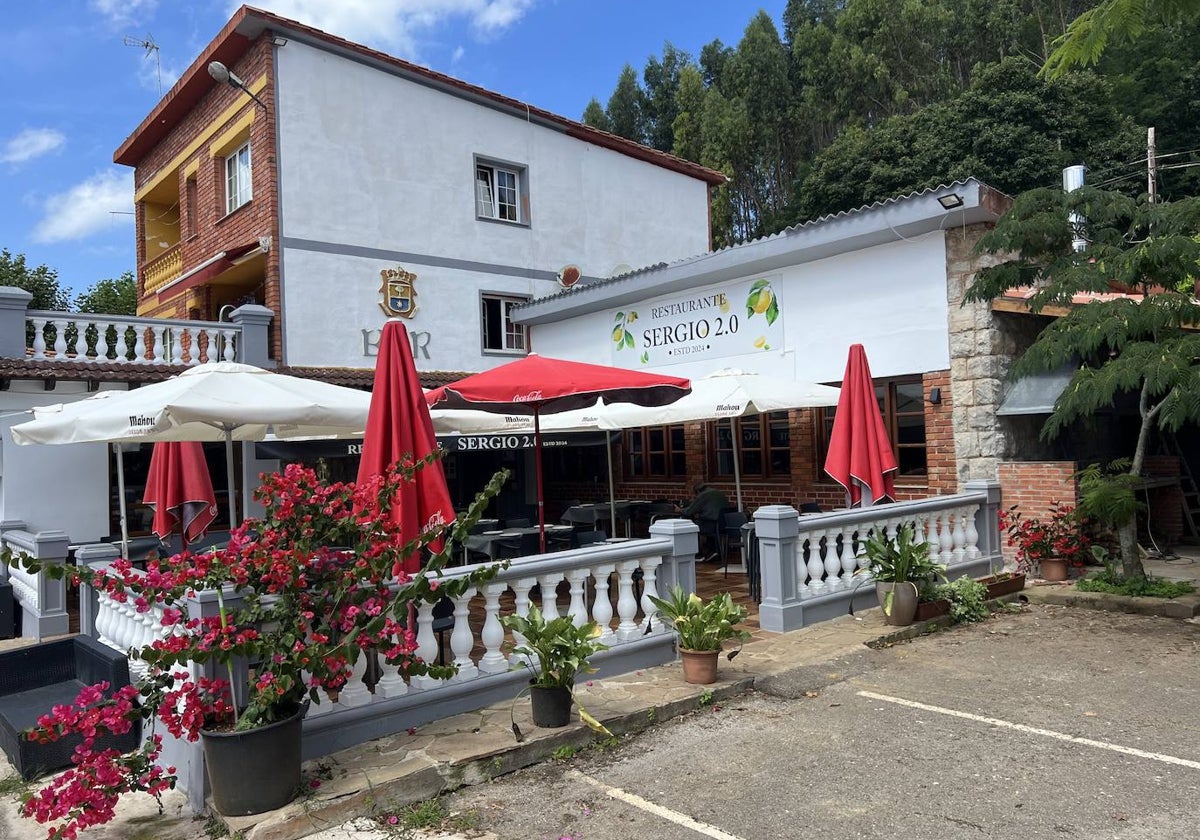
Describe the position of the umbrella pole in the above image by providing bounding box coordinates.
[224,428,238,530]
[534,408,545,553]
[114,443,129,560]
[731,418,744,513]
[606,432,618,538]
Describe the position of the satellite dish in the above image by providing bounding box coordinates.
[608,263,634,278]
[557,264,582,288]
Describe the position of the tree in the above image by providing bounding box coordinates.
[0,248,69,310]
[605,65,646,143]
[1044,0,1200,77]
[581,98,611,132]
[965,187,1200,580]
[76,271,137,316]
[642,42,692,152]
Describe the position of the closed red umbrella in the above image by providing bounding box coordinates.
[143,441,218,549]
[823,344,897,507]
[429,354,690,551]
[358,321,455,575]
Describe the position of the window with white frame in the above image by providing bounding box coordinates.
[475,160,523,223]
[225,142,252,215]
[481,293,528,353]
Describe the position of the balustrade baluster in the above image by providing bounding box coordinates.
[951,510,967,565]
[196,331,211,364]
[566,569,589,627]
[374,648,408,699]
[337,653,371,707]
[448,590,478,680]
[133,327,147,364]
[920,515,936,559]
[537,574,560,620]
[965,505,981,561]
[821,528,841,587]
[303,669,335,713]
[614,560,640,641]
[95,592,115,648]
[221,330,236,362]
[410,601,441,690]
[806,532,826,589]
[30,318,46,359]
[171,328,185,364]
[477,582,508,674]
[151,326,166,363]
[76,319,95,359]
[96,320,113,361]
[837,525,857,583]
[52,319,68,358]
[638,557,660,632]
[591,564,615,641]
[509,578,535,657]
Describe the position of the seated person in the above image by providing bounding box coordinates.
[681,482,730,560]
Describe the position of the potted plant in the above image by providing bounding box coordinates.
[859,523,947,626]
[998,501,1090,582]
[2,458,505,835]
[499,604,608,728]
[647,586,750,684]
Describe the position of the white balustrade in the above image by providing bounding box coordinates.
[337,653,371,707]
[23,311,241,366]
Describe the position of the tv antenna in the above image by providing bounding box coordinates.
[123,33,163,96]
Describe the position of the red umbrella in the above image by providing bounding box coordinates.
[358,321,455,575]
[428,354,690,552]
[143,441,218,549]
[823,344,897,507]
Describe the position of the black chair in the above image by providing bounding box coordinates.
[0,636,141,780]
[719,510,749,577]
[497,531,541,559]
[696,515,723,562]
[799,501,824,514]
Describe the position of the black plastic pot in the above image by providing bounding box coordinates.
[201,704,306,816]
[530,684,572,728]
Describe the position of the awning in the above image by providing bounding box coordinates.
[254,430,611,460]
[157,241,263,304]
[996,365,1077,416]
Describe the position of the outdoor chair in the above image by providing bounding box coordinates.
[799,501,823,514]
[0,636,140,780]
[719,510,749,577]
[497,531,541,559]
[576,530,607,547]
[432,596,455,666]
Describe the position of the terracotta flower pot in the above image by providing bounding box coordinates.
[1039,558,1069,582]
[679,648,720,684]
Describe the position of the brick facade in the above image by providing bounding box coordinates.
[131,36,282,358]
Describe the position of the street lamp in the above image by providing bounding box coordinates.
[207,61,267,110]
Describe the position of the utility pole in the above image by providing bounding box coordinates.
[1148,127,1158,204]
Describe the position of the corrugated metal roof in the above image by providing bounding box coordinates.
[516,178,1011,323]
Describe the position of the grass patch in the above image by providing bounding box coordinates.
[1077,571,1195,598]
[0,773,28,797]
[378,798,480,835]
[552,745,578,761]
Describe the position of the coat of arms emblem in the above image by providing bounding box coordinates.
[378,267,418,318]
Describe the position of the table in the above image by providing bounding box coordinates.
[561,500,651,537]
[465,525,575,561]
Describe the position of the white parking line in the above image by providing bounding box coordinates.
[566,769,749,840]
[858,690,1200,771]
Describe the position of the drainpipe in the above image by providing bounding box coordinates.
[1063,165,1087,252]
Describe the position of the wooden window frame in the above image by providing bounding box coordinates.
[708,412,791,480]
[817,375,927,480]
[624,425,687,479]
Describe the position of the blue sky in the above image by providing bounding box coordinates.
[0,0,786,302]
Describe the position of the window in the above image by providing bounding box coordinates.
[625,425,688,479]
[481,294,528,353]
[475,159,525,224]
[712,412,791,479]
[224,142,252,215]
[818,377,927,478]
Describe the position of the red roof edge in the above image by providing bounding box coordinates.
[114,5,726,187]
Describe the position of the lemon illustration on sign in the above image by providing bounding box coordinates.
[612,325,625,343]
[752,287,773,314]
[754,336,766,349]
[719,297,731,314]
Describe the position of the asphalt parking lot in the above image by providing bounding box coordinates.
[442,605,1200,840]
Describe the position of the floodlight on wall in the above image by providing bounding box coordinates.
[937,193,964,210]
[927,387,942,404]
[207,61,267,110]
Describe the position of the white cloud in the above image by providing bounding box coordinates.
[32,170,133,244]
[451,45,465,63]
[89,0,159,27]
[0,128,66,166]
[242,0,537,57]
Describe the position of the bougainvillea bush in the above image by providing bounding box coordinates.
[998,500,1091,573]
[3,456,505,840]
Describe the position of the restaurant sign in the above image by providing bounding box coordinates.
[608,276,784,367]
[254,431,609,460]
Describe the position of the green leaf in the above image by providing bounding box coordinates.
[750,279,769,291]
[624,331,635,348]
[765,300,779,326]
[615,312,624,322]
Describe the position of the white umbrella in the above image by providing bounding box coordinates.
[595,368,842,511]
[11,362,372,553]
